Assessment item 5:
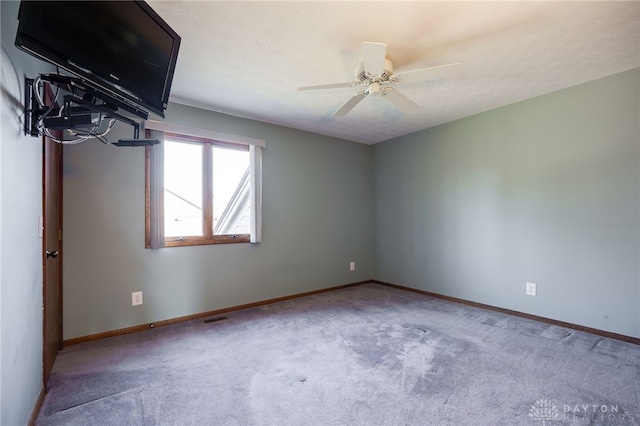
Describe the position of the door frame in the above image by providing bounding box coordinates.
[42,84,63,386]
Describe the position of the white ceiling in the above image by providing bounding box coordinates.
[148,1,640,144]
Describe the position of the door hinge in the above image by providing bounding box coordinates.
[58,229,62,241]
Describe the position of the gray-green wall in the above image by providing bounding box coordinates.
[64,69,640,341]
[1,1,54,424]
[63,103,374,339]
[3,14,637,420]
[374,69,640,338]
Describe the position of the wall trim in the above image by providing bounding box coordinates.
[63,281,370,346]
[64,279,640,347]
[372,280,640,345]
[28,386,45,426]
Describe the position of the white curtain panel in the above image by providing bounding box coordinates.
[249,145,262,244]
[148,129,165,249]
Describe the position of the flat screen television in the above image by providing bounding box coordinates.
[15,0,181,119]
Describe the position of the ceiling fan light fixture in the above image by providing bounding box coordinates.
[367,82,382,96]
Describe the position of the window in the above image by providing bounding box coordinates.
[145,123,263,248]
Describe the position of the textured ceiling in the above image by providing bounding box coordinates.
[148,1,640,144]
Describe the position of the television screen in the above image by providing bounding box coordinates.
[15,1,181,119]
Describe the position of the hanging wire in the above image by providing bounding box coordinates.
[41,117,117,145]
[32,73,90,145]
[34,75,60,130]
[68,117,117,145]
[32,69,118,145]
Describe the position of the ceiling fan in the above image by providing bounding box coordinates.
[298,42,459,117]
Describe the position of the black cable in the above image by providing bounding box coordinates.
[35,67,62,134]
[68,118,116,144]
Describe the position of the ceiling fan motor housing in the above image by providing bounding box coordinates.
[356,59,394,83]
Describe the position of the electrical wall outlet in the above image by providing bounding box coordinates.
[526,282,537,296]
[132,291,143,306]
[349,261,356,271]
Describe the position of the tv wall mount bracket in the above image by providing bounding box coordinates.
[23,74,160,146]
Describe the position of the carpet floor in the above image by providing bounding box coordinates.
[37,283,640,425]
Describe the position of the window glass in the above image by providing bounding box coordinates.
[163,140,203,237]
[212,146,250,235]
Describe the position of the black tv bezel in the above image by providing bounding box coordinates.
[14,0,181,119]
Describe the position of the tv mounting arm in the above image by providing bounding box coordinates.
[24,75,160,146]
[63,94,143,138]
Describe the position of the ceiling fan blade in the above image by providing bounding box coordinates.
[361,42,386,75]
[332,92,366,117]
[395,63,460,84]
[382,89,419,114]
[297,82,354,91]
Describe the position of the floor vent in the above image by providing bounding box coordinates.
[204,316,228,324]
